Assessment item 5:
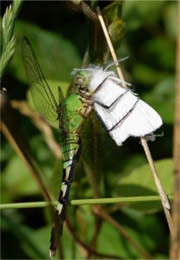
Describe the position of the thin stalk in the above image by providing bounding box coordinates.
[0,201,57,210]
[141,137,174,235]
[87,218,103,259]
[96,6,173,235]
[170,0,180,258]
[0,195,173,210]
[71,195,173,205]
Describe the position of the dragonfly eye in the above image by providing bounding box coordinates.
[73,74,89,89]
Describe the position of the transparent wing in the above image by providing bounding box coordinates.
[22,37,59,122]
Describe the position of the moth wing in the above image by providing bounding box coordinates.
[93,76,127,107]
[109,99,163,145]
[94,92,162,146]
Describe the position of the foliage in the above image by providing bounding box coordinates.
[0,0,176,259]
[0,0,23,78]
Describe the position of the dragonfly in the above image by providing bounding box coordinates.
[22,38,162,258]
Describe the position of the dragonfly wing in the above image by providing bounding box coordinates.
[22,38,59,122]
[93,76,162,146]
[30,83,58,120]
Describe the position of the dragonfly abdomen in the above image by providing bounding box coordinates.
[57,136,81,223]
[50,138,81,257]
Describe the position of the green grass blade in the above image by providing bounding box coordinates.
[0,0,23,78]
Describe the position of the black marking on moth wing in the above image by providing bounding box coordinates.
[93,75,111,94]
[95,110,109,133]
[94,89,130,110]
[108,98,140,132]
[95,95,140,134]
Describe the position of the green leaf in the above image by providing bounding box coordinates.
[116,158,173,212]
[103,2,126,47]
[1,156,39,202]
[97,221,143,258]
[29,224,84,259]
[102,1,123,23]
[1,210,46,259]
[142,77,175,124]
[132,63,170,86]
[0,36,15,77]
[142,37,175,70]
[25,225,51,259]
[108,19,125,46]
[10,20,81,83]
[0,0,23,78]
[123,0,165,30]
[97,221,127,258]
[2,5,14,47]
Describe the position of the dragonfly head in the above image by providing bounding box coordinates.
[73,71,90,93]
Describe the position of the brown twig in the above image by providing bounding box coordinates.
[93,205,152,259]
[87,217,103,259]
[0,95,53,202]
[96,6,174,235]
[170,0,180,258]
[11,100,62,160]
[71,0,98,22]
[66,217,123,259]
[0,93,63,259]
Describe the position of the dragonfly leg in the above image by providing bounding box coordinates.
[78,105,93,118]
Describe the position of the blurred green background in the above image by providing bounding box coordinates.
[0,0,176,259]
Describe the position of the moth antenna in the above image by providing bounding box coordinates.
[104,57,129,71]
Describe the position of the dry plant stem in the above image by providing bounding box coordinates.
[0,121,54,202]
[93,205,152,259]
[0,122,63,258]
[87,217,103,259]
[0,95,63,259]
[96,6,173,233]
[71,0,98,22]
[96,7,125,86]
[141,137,174,235]
[170,0,180,258]
[11,100,62,160]
[80,1,98,22]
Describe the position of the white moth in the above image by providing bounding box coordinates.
[79,65,163,146]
